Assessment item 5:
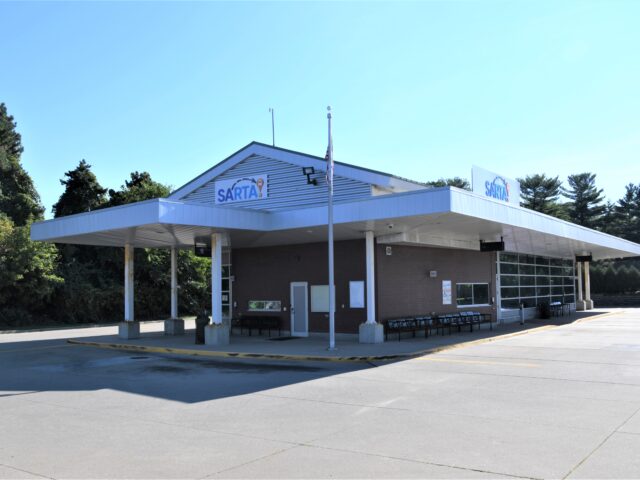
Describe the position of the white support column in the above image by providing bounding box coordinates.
[365,231,376,324]
[576,262,585,311]
[584,261,594,309]
[359,231,384,344]
[205,233,230,345]
[211,233,222,325]
[124,243,134,321]
[164,247,184,335]
[171,247,178,318]
[119,243,139,339]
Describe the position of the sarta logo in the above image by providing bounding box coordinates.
[215,175,267,204]
[485,176,510,202]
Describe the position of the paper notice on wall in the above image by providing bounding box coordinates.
[442,280,452,305]
[349,281,365,308]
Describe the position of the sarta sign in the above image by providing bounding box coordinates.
[215,174,268,205]
[472,166,520,205]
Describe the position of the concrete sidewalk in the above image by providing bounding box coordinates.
[64,309,613,362]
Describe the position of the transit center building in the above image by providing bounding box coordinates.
[31,142,640,345]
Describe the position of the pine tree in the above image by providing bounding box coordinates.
[518,174,565,218]
[561,173,606,229]
[52,160,107,217]
[425,177,471,190]
[0,103,44,225]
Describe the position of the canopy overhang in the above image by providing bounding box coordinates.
[31,188,640,260]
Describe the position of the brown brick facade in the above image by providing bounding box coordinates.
[232,240,497,334]
[376,244,497,321]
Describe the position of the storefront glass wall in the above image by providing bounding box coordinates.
[499,252,575,309]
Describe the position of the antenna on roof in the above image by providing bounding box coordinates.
[268,107,275,146]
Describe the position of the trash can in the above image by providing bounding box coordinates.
[195,314,210,344]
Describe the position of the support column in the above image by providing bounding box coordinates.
[359,231,384,344]
[575,262,586,311]
[205,233,230,345]
[119,243,140,339]
[164,247,184,335]
[584,261,594,310]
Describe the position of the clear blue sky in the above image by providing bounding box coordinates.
[2,1,639,218]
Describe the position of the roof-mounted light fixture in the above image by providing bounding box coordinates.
[302,167,317,185]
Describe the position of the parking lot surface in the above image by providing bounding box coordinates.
[1,309,640,479]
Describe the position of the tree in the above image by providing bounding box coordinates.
[426,177,471,190]
[561,173,606,229]
[52,160,107,217]
[518,174,566,218]
[0,103,23,157]
[610,184,640,243]
[0,214,62,326]
[0,104,44,225]
[107,171,170,206]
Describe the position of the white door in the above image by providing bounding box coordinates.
[290,282,309,337]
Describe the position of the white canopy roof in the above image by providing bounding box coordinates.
[31,187,640,260]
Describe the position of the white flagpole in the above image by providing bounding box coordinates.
[327,106,336,351]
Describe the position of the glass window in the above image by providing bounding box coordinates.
[501,299,520,309]
[474,284,489,305]
[248,300,282,312]
[536,286,550,296]
[501,263,519,274]
[536,265,550,276]
[500,275,519,286]
[520,276,536,286]
[500,253,519,263]
[536,256,550,266]
[520,264,535,275]
[520,287,536,298]
[456,284,473,305]
[456,283,489,306]
[501,287,519,298]
[498,252,574,311]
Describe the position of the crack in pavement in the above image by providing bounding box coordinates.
[562,404,640,479]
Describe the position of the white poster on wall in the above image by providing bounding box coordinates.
[349,281,365,308]
[442,280,452,305]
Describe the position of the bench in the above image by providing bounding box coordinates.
[383,312,493,340]
[383,318,421,341]
[235,315,282,337]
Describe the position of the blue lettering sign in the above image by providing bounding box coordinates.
[214,175,268,204]
[485,177,510,202]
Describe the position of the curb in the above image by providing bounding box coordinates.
[66,311,617,364]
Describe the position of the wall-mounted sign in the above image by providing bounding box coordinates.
[472,166,520,205]
[442,280,452,305]
[215,174,268,205]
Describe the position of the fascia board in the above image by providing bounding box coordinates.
[449,188,640,256]
[31,199,273,243]
[159,200,270,231]
[31,199,162,241]
[268,187,452,230]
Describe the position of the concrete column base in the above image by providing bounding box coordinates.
[585,299,594,310]
[164,318,185,336]
[575,300,586,311]
[204,323,230,345]
[359,322,384,344]
[119,321,140,339]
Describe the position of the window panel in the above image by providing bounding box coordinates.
[501,263,519,274]
[500,275,519,286]
[456,284,473,305]
[473,284,489,305]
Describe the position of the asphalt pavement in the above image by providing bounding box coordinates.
[1,309,639,479]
